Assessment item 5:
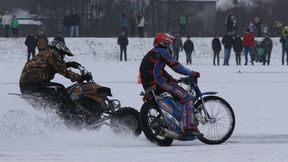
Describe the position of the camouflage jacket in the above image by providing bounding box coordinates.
[20,51,81,84]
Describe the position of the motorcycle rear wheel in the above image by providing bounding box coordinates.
[140,101,173,146]
[195,96,235,145]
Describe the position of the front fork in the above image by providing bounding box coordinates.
[192,86,215,124]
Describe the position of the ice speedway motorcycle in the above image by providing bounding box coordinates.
[140,76,235,146]
[10,65,142,136]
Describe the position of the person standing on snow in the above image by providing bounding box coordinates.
[280,26,288,65]
[212,34,222,66]
[10,15,19,37]
[2,11,12,37]
[262,34,273,65]
[129,11,137,36]
[120,10,128,35]
[117,31,129,61]
[243,29,255,65]
[232,34,243,66]
[172,32,183,61]
[225,12,234,33]
[222,32,233,65]
[183,36,194,65]
[179,15,187,37]
[70,11,80,37]
[139,33,202,136]
[36,30,49,52]
[25,32,37,62]
[137,13,145,37]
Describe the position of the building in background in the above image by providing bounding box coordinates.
[148,0,218,37]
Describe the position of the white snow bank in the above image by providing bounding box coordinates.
[0,37,283,63]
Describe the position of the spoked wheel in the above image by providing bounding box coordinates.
[140,101,173,146]
[111,107,142,136]
[195,96,235,145]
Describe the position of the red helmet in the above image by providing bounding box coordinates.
[153,33,176,47]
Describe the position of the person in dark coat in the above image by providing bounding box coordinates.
[262,34,273,65]
[183,36,194,65]
[280,32,288,65]
[25,32,37,62]
[117,32,129,61]
[70,11,80,37]
[54,32,65,44]
[63,12,72,37]
[221,32,233,65]
[212,34,222,65]
[232,34,243,65]
[225,12,234,33]
[172,32,183,61]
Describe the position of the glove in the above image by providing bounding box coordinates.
[65,61,81,68]
[192,71,200,78]
[79,73,93,82]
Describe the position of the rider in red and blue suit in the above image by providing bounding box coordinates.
[139,33,201,135]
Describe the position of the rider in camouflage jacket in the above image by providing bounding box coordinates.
[20,51,80,85]
[19,41,81,96]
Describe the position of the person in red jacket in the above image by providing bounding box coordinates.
[242,29,255,65]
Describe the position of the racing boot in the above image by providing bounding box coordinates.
[183,111,203,137]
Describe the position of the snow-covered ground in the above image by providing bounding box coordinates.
[0,38,288,162]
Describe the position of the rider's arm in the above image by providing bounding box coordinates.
[48,55,81,82]
[158,48,194,76]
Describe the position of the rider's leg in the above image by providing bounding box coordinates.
[157,82,201,134]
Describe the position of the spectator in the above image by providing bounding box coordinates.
[179,15,187,36]
[232,34,243,66]
[255,17,262,37]
[25,32,37,62]
[262,34,273,65]
[280,26,288,65]
[183,36,194,65]
[232,15,238,33]
[0,14,2,26]
[221,32,233,65]
[172,32,183,61]
[63,12,72,37]
[243,29,255,65]
[70,11,80,37]
[137,13,145,37]
[117,32,129,61]
[10,15,19,37]
[212,34,222,66]
[249,22,254,34]
[120,10,128,34]
[225,12,233,33]
[37,31,49,52]
[129,11,137,36]
[2,11,12,37]
[54,32,65,44]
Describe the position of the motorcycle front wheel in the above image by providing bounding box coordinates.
[195,96,235,145]
[110,107,142,136]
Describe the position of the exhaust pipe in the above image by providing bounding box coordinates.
[161,128,181,139]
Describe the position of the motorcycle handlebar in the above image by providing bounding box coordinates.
[77,65,94,82]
